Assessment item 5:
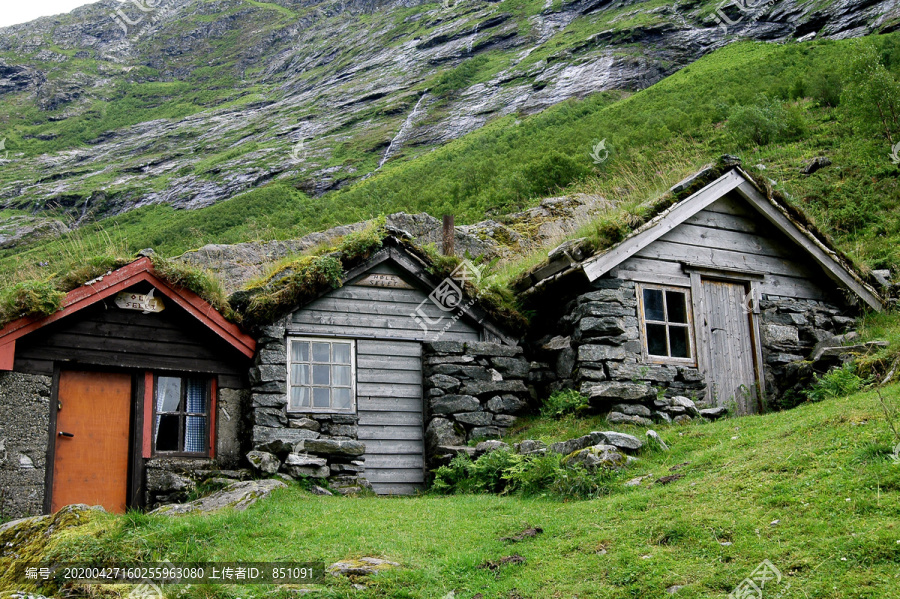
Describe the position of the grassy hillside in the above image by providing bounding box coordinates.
[5,32,900,283]
[4,387,899,598]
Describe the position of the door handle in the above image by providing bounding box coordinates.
[58,431,74,438]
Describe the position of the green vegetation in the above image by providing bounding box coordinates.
[539,389,590,419]
[6,387,900,597]
[806,363,873,403]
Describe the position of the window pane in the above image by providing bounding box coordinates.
[643,288,665,321]
[312,387,330,408]
[157,377,181,413]
[666,291,687,323]
[333,343,351,364]
[670,325,690,358]
[291,341,310,363]
[312,342,330,362]
[185,416,207,453]
[185,378,207,414]
[291,364,309,386]
[312,364,330,385]
[333,365,351,386]
[333,387,352,410]
[646,323,668,356]
[290,387,309,409]
[155,414,180,451]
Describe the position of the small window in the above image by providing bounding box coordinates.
[639,285,695,363]
[288,338,355,413]
[154,376,211,455]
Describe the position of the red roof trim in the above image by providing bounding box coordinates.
[0,257,256,370]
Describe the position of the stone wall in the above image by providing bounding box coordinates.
[0,371,51,519]
[244,321,368,493]
[423,341,531,464]
[758,296,855,401]
[531,279,706,415]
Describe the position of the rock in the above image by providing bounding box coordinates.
[588,382,656,403]
[610,403,652,417]
[514,439,546,455]
[455,411,493,426]
[651,411,672,424]
[284,453,328,468]
[252,427,320,454]
[563,444,627,470]
[428,373,462,392]
[624,474,653,487]
[655,474,683,485]
[289,417,321,431]
[578,344,628,362]
[670,396,700,417]
[542,336,571,351]
[872,269,892,288]
[673,415,693,425]
[460,380,528,396]
[800,156,831,175]
[300,439,365,457]
[309,485,333,496]
[328,557,400,577]
[764,324,800,346]
[591,431,643,452]
[646,430,669,451]
[606,412,653,426]
[474,440,510,456]
[699,407,727,420]
[146,470,195,494]
[426,418,465,451]
[431,394,481,414]
[549,434,595,456]
[246,450,281,475]
[470,426,502,440]
[486,394,527,414]
[150,480,287,515]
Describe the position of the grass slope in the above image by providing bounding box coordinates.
[12,389,900,598]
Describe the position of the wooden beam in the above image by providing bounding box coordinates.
[582,170,746,281]
[0,341,13,371]
[733,179,883,312]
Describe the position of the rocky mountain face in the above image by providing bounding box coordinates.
[0,0,897,245]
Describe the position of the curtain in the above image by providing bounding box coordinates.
[184,378,207,453]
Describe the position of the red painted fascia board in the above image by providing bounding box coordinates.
[0,257,255,369]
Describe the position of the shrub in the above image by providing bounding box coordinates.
[540,389,590,419]
[726,95,807,146]
[805,364,871,402]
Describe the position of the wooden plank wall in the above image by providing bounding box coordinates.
[356,339,425,495]
[14,283,247,388]
[613,193,836,301]
[289,263,481,342]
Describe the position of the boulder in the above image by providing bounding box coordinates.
[426,418,465,451]
[577,344,628,362]
[328,557,400,577]
[150,480,287,515]
[673,415,693,425]
[252,427,320,454]
[470,426,502,440]
[542,336,571,351]
[591,431,643,452]
[610,403,652,417]
[670,396,701,417]
[563,444,627,470]
[288,417,321,431]
[800,156,831,175]
[246,450,281,475]
[455,411,493,426]
[300,439,365,457]
[588,382,656,403]
[460,380,528,396]
[606,412,653,426]
[549,434,595,456]
[475,440,510,456]
[486,394,527,414]
[514,439,547,455]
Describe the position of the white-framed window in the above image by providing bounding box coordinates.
[637,284,695,365]
[287,337,356,413]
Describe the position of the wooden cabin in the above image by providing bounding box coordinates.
[0,258,255,517]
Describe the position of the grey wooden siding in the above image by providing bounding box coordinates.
[289,263,481,342]
[14,283,247,387]
[356,339,425,495]
[613,193,836,301]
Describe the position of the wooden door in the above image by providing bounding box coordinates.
[700,280,759,414]
[51,371,133,513]
[356,340,425,495]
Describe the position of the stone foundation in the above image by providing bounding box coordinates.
[0,371,51,519]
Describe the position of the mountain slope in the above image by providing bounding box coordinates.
[0,0,898,243]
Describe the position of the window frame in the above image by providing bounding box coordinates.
[636,283,697,366]
[286,337,357,414]
[151,374,212,458]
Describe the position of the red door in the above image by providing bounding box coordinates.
[51,371,133,513]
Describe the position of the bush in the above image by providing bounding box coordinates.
[726,95,806,146]
[805,364,871,402]
[0,280,66,322]
[540,389,590,419]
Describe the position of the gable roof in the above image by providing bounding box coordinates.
[579,167,882,311]
[0,257,256,370]
[281,236,519,345]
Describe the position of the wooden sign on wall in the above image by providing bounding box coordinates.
[115,290,165,313]
[352,274,414,289]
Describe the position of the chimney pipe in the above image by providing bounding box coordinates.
[442,214,455,257]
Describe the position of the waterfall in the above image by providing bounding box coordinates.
[377,92,428,170]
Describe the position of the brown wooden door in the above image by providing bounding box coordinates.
[52,371,133,513]
[700,280,759,415]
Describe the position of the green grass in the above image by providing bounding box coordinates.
[11,387,900,598]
